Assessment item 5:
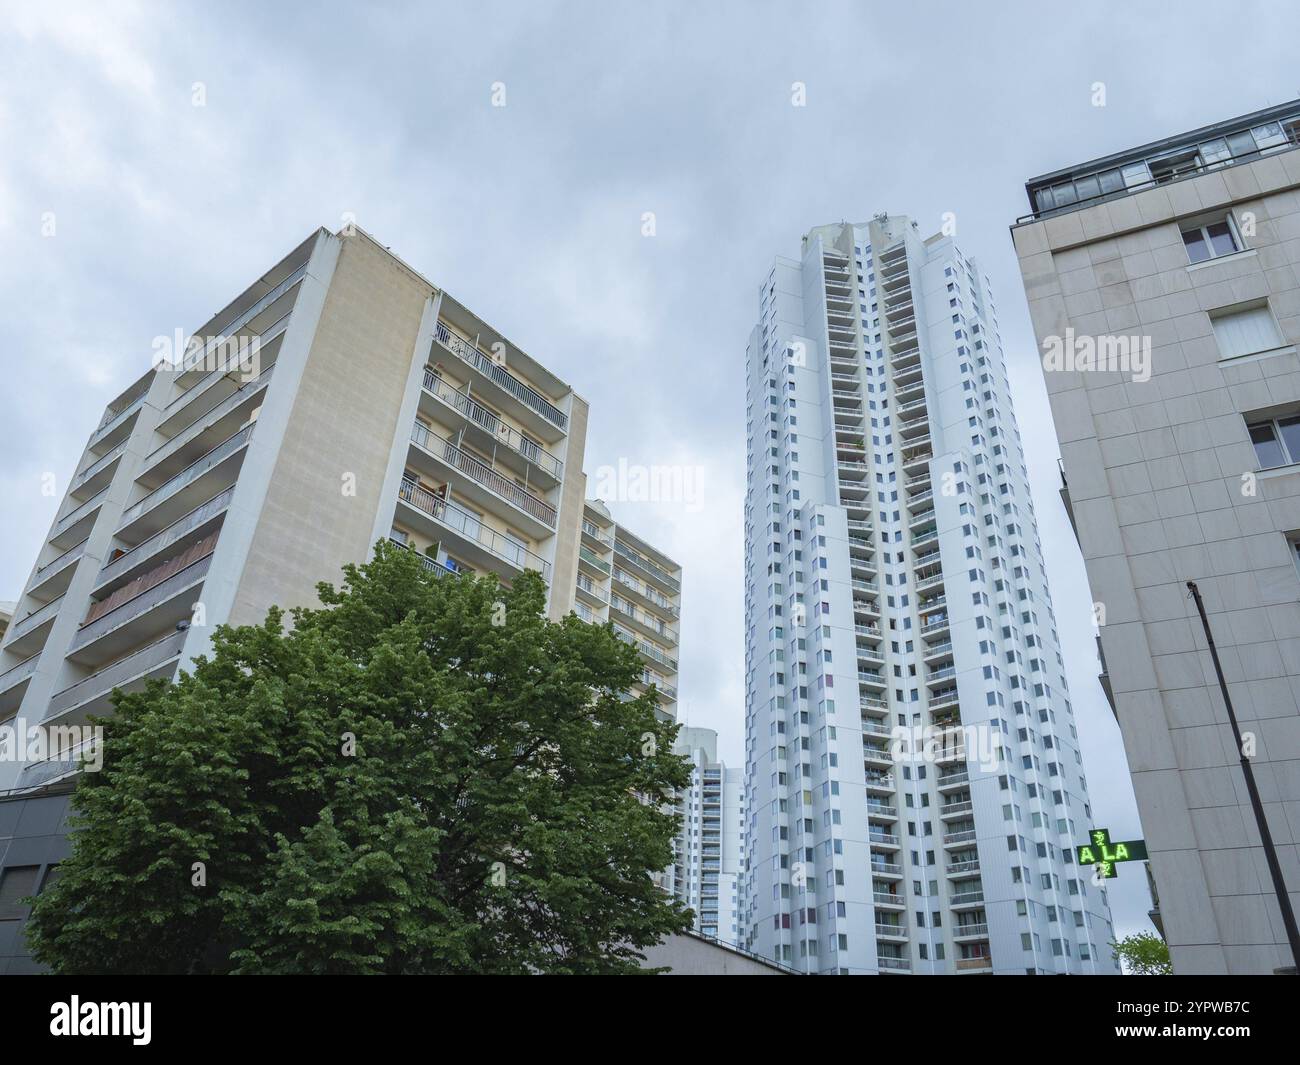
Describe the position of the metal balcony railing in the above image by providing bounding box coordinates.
[72,439,127,489]
[9,595,63,640]
[166,310,291,416]
[613,541,680,593]
[180,264,307,374]
[88,394,143,448]
[46,629,189,722]
[0,652,41,695]
[97,486,235,589]
[579,546,611,575]
[146,364,275,472]
[411,422,557,528]
[53,487,108,536]
[397,477,550,579]
[32,539,86,587]
[120,423,254,527]
[613,624,677,671]
[70,554,213,652]
[434,321,567,431]
[422,368,563,479]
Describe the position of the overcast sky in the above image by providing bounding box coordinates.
[3,0,1297,941]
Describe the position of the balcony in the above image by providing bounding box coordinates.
[953,923,989,941]
[160,307,291,431]
[0,652,41,715]
[51,487,109,547]
[434,320,567,436]
[87,393,143,451]
[949,890,985,908]
[410,422,557,532]
[940,799,973,818]
[870,861,902,878]
[956,956,992,972]
[877,956,910,972]
[580,547,612,576]
[396,478,550,581]
[575,573,608,605]
[875,922,908,940]
[70,438,127,499]
[420,367,563,485]
[945,858,980,876]
[937,769,969,791]
[44,629,188,726]
[4,595,63,656]
[613,541,680,594]
[142,365,274,484]
[872,891,905,908]
[28,538,87,600]
[581,520,611,548]
[614,624,677,672]
[866,800,897,818]
[610,596,677,645]
[118,422,255,539]
[68,545,214,665]
[96,487,234,594]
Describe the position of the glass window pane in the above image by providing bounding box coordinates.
[1227,131,1257,157]
[1121,162,1150,188]
[1253,122,1285,148]
[1249,422,1286,468]
[1053,182,1077,206]
[1098,169,1124,194]
[1182,228,1210,263]
[1277,417,1300,465]
[1207,220,1238,257]
[1035,187,1055,212]
[1201,138,1231,163]
[1073,175,1100,203]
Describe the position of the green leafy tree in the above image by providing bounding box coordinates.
[1111,932,1172,975]
[27,542,692,974]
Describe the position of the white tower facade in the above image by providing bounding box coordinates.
[670,727,744,946]
[741,215,1117,974]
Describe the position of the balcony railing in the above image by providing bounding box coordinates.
[411,422,557,528]
[180,263,307,374]
[397,478,550,579]
[9,595,63,641]
[0,652,41,696]
[119,423,254,527]
[45,628,188,722]
[97,487,235,589]
[434,321,567,431]
[53,487,108,537]
[613,541,680,593]
[88,394,143,448]
[422,368,563,479]
[32,539,86,587]
[613,624,677,671]
[580,546,612,575]
[72,439,127,489]
[70,554,213,652]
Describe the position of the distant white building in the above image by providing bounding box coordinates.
[669,727,744,946]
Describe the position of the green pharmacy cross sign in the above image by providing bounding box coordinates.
[1077,828,1147,878]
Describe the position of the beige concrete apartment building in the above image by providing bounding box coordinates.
[0,226,681,970]
[1012,103,1300,973]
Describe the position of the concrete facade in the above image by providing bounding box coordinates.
[1011,103,1300,974]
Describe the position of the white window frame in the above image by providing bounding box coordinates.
[1181,212,1243,264]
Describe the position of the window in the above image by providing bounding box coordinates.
[0,865,39,920]
[1182,215,1241,263]
[1247,416,1300,469]
[1211,303,1286,360]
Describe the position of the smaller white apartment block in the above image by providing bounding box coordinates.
[670,727,745,946]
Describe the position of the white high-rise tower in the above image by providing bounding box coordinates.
[741,215,1117,974]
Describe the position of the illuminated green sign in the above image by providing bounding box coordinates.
[1076,828,1147,878]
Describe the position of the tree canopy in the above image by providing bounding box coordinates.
[27,541,692,974]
